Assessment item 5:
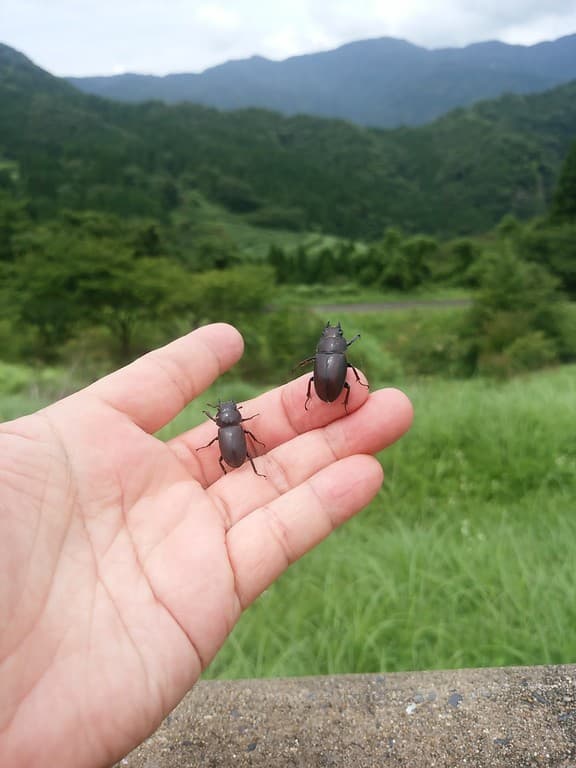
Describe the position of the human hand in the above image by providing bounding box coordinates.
[0,323,412,767]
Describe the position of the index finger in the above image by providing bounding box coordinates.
[82,323,244,433]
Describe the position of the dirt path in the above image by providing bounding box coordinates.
[312,298,471,313]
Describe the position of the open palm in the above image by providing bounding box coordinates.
[0,323,412,768]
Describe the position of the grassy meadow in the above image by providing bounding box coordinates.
[197,364,576,679]
[3,313,575,679]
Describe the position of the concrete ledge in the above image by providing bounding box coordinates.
[117,665,576,767]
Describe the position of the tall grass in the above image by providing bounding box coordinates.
[204,366,576,679]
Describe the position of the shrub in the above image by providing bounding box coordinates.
[461,241,566,377]
[186,266,276,325]
[350,332,404,384]
[477,332,558,378]
[236,308,321,383]
[506,331,559,373]
[245,206,306,231]
[0,361,66,396]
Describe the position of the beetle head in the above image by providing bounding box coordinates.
[322,321,344,339]
[207,399,240,413]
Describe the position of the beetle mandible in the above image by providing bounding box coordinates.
[197,400,266,477]
[296,321,368,411]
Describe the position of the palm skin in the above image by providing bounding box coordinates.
[0,323,413,767]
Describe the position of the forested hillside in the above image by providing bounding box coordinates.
[1,42,576,238]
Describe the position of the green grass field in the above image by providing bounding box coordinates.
[201,366,576,679]
[2,353,575,680]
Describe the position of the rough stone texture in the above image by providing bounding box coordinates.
[116,665,576,767]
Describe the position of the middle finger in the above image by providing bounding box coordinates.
[168,368,371,485]
[205,386,412,530]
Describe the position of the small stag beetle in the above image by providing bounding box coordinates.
[197,400,266,477]
[296,321,369,411]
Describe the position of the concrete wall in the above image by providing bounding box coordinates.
[117,664,576,767]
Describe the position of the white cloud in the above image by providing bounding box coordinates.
[195,4,240,29]
[1,0,575,75]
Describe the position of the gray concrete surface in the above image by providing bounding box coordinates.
[116,665,576,767]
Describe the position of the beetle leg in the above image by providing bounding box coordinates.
[244,429,265,448]
[293,355,315,373]
[348,363,369,389]
[342,381,351,413]
[241,413,259,423]
[218,455,228,475]
[202,410,218,422]
[197,435,219,451]
[305,375,314,410]
[346,334,361,347]
[247,453,266,478]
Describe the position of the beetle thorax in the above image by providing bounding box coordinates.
[216,401,242,426]
[317,335,348,354]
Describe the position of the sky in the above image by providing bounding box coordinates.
[2,0,576,77]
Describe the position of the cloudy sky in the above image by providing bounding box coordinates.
[2,0,576,76]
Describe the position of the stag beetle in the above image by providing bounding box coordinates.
[197,400,266,477]
[296,321,368,411]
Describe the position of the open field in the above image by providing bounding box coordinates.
[200,366,576,679]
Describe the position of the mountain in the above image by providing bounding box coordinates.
[1,42,576,238]
[66,34,576,128]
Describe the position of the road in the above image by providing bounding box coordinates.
[312,298,471,313]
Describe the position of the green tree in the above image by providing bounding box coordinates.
[267,244,290,283]
[550,139,576,222]
[185,265,275,325]
[5,231,195,360]
[461,241,566,376]
[76,253,195,360]
[496,213,522,239]
[440,237,482,285]
[0,191,30,262]
[399,235,436,286]
[519,222,576,299]
[132,223,162,258]
[378,228,433,291]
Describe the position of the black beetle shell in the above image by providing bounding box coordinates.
[314,352,348,402]
[218,425,248,468]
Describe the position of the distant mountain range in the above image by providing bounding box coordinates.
[1,41,575,238]
[66,34,576,128]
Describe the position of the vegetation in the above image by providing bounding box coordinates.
[198,367,576,678]
[1,44,576,240]
[1,46,574,378]
[551,137,576,222]
[2,152,575,374]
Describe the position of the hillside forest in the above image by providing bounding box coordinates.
[0,41,575,384]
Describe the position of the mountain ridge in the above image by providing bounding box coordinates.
[64,33,576,127]
[1,41,575,238]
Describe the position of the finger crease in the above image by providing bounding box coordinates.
[146,353,195,412]
[260,452,292,497]
[279,385,307,439]
[169,438,210,488]
[209,489,235,531]
[263,504,295,567]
